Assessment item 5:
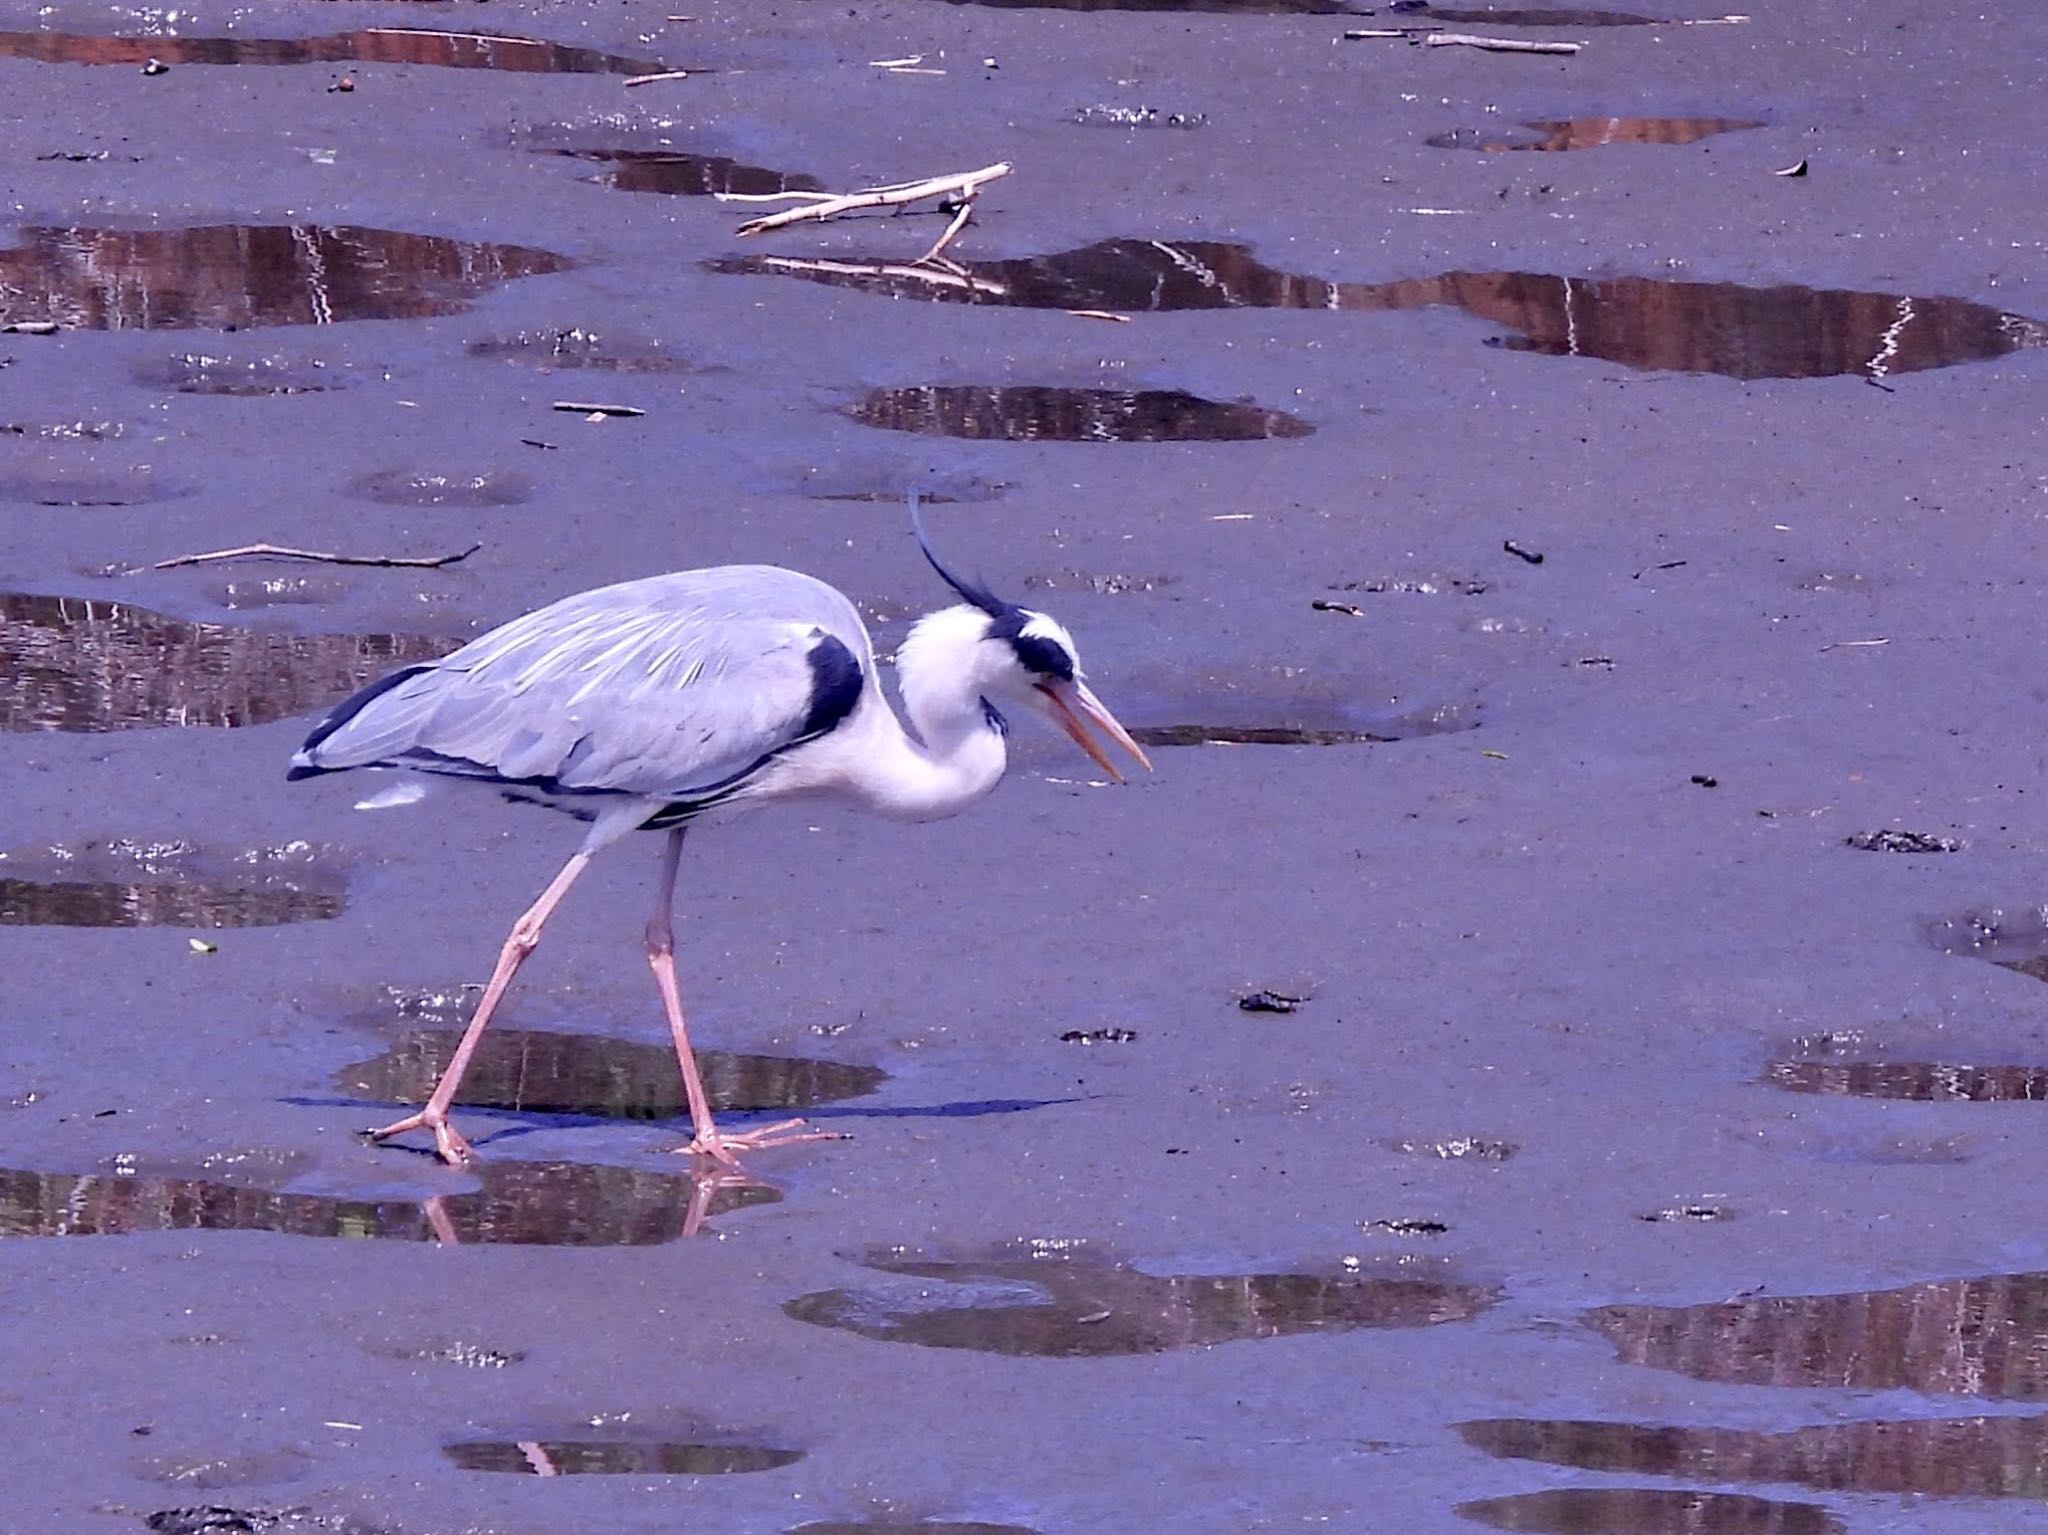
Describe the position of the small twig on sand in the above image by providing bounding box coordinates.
[134,541,482,574]
[1422,32,1583,53]
[623,68,696,88]
[735,163,1011,238]
[552,401,647,417]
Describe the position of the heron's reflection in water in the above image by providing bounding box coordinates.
[0,1157,777,1245]
[340,1026,888,1120]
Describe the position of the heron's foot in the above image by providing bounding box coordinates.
[672,1117,848,1168]
[363,1107,475,1167]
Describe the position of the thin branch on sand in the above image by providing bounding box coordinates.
[132,541,483,574]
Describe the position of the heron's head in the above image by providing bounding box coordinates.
[904,502,1152,782]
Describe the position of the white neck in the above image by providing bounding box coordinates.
[847,605,1011,822]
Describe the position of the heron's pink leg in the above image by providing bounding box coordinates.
[646,828,845,1167]
[368,851,594,1166]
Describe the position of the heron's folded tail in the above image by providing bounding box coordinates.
[287,662,438,780]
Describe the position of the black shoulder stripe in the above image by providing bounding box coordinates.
[799,633,864,739]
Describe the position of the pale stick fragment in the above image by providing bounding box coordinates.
[1422,32,1583,53]
[913,197,977,264]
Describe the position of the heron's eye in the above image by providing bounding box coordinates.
[1010,633,1075,682]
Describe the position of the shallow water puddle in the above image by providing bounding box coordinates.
[0,593,453,732]
[136,352,347,395]
[348,468,533,506]
[446,1439,801,1474]
[540,148,824,198]
[0,839,344,927]
[341,1027,887,1120]
[1763,1057,2048,1101]
[792,1524,1040,1534]
[1457,1487,1841,1534]
[0,1159,773,1244]
[849,386,1312,442]
[915,0,1363,11]
[1131,693,1476,747]
[785,1243,1497,1355]
[717,241,2044,380]
[1397,5,1670,23]
[0,464,174,505]
[1461,1414,2048,1499]
[1428,116,1762,152]
[0,28,662,75]
[0,225,570,331]
[1933,905,2048,983]
[1587,1271,2048,1397]
[467,327,690,373]
[1133,724,1393,746]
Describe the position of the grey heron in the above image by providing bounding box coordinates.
[289,519,1151,1167]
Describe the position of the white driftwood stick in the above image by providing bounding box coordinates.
[736,163,1011,237]
[1422,32,1583,53]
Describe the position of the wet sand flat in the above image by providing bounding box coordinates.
[3,2,2048,1533]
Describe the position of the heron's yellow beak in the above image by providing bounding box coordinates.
[1035,679,1153,783]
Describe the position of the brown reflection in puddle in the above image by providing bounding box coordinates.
[1587,1271,2048,1398]
[792,1525,1041,1535]
[1134,724,1393,747]
[0,28,663,75]
[341,1028,886,1120]
[467,328,688,374]
[785,1243,1497,1356]
[714,240,2045,381]
[1461,1414,2048,1499]
[1763,1058,2048,1102]
[0,225,570,332]
[0,1160,774,1245]
[1457,1487,1840,1535]
[0,593,454,732]
[1429,116,1762,152]
[447,1439,800,1474]
[541,148,824,198]
[0,839,343,928]
[850,386,1312,443]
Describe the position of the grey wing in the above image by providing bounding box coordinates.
[289,566,873,798]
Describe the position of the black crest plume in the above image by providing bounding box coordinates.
[910,490,1013,618]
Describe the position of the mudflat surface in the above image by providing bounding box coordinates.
[4,2,2048,1532]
